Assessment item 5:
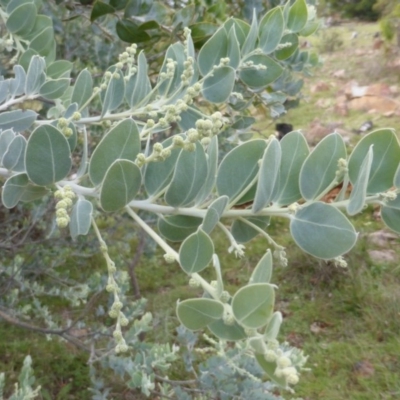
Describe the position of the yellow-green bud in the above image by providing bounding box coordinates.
[173,136,185,147]
[56,217,69,228]
[56,208,68,218]
[72,112,81,121]
[153,143,163,153]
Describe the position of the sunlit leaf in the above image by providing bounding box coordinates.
[1,134,26,171]
[232,284,275,329]
[202,66,235,103]
[348,128,400,194]
[0,110,37,132]
[177,299,224,330]
[300,133,346,201]
[179,229,214,274]
[158,215,202,242]
[290,202,357,259]
[259,8,284,54]
[202,195,229,234]
[249,249,273,284]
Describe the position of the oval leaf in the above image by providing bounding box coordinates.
[252,138,281,213]
[240,54,283,89]
[202,195,229,234]
[25,125,71,186]
[347,146,373,216]
[0,110,37,132]
[179,229,214,274]
[259,8,285,54]
[71,69,93,108]
[264,311,282,341]
[217,139,267,201]
[231,216,270,244]
[198,26,228,76]
[232,283,275,329]
[165,142,208,207]
[202,66,235,103]
[177,299,224,331]
[158,215,202,242]
[101,69,125,117]
[381,196,400,234]
[275,130,309,206]
[300,133,346,201]
[249,249,273,284]
[287,0,308,32]
[2,134,26,172]
[290,202,358,259]
[39,78,70,100]
[348,128,400,194]
[89,118,140,186]
[208,319,247,341]
[99,159,141,212]
[1,173,48,208]
[69,198,93,239]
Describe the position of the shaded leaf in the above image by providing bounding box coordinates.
[202,66,235,103]
[165,142,208,207]
[231,216,270,243]
[0,110,37,132]
[202,195,229,234]
[275,130,309,206]
[39,78,70,100]
[177,299,224,331]
[264,311,282,341]
[259,8,285,54]
[126,51,151,108]
[208,318,247,341]
[275,33,299,60]
[381,196,400,234]
[101,69,125,117]
[89,118,140,186]
[70,198,93,239]
[25,55,46,95]
[25,125,71,186]
[252,138,281,213]
[1,134,26,171]
[217,139,266,201]
[347,146,373,216]
[116,19,151,43]
[90,0,115,21]
[198,26,228,76]
[99,160,141,212]
[1,173,48,208]
[240,54,283,89]
[71,69,93,108]
[158,215,202,242]
[6,3,37,35]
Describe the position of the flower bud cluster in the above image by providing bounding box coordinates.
[183,82,202,105]
[57,118,73,138]
[0,37,14,52]
[160,58,177,80]
[181,57,194,86]
[334,256,348,268]
[54,186,76,228]
[380,190,397,202]
[273,248,288,267]
[335,158,348,180]
[242,60,267,70]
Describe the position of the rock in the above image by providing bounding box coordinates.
[368,249,397,264]
[348,96,400,114]
[332,69,346,79]
[367,230,398,247]
[311,81,331,93]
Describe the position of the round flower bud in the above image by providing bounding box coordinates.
[161,149,171,159]
[112,301,123,311]
[287,373,299,385]
[63,128,73,138]
[106,284,115,293]
[56,200,67,209]
[184,143,196,152]
[63,198,73,208]
[100,83,107,90]
[117,343,128,353]
[173,136,185,147]
[277,356,292,369]
[189,278,200,288]
[113,329,123,340]
[72,112,81,121]
[120,317,129,327]
[153,143,163,153]
[201,137,211,146]
[56,208,68,218]
[56,217,69,228]
[210,280,218,288]
[220,291,230,303]
[109,309,118,318]
[223,313,235,326]
[264,350,277,362]
[187,129,199,143]
[163,253,176,264]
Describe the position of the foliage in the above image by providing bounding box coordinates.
[0,356,41,400]
[325,0,380,21]
[375,0,400,46]
[1,0,400,399]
